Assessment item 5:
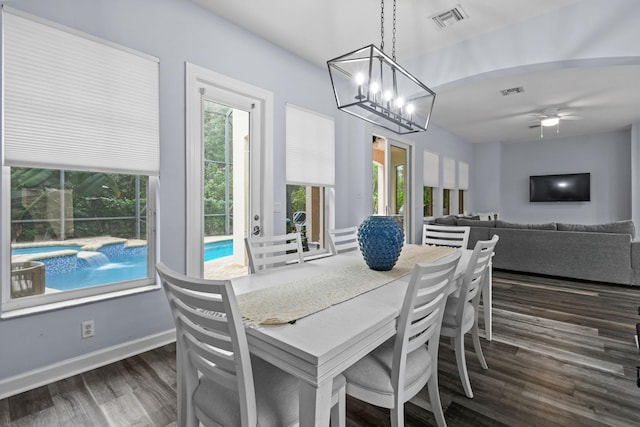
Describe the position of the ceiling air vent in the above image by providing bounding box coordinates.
[431,5,468,29]
[500,86,525,96]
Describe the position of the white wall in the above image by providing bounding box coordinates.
[493,130,631,223]
[472,143,502,214]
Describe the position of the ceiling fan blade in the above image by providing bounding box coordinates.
[561,115,582,120]
[528,123,541,129]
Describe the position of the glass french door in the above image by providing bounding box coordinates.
[372,136,411,240]
[186,74,264,279]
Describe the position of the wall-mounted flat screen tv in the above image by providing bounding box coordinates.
[529,173,590,202]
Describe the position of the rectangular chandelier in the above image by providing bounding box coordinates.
[327,44,436,134]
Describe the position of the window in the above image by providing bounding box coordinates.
[423,187,433,217]
[9,168,153,301]
[423,151,439,219]
[443,189,451,215]
[285,104,335,255]
[2,9,159,313]
[286,185,326,253]
[458,190,466,214]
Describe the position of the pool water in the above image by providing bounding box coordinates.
[47,252,148,290]
[204,239,233,262]
[12,245,83,255]
[13,239,234,292]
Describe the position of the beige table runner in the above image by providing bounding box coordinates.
[237,245,454,326]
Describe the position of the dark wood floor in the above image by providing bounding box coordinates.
[3,271,640,426]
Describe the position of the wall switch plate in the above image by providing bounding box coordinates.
[81,320,95,339]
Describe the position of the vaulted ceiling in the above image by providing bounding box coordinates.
[193,0,640,144]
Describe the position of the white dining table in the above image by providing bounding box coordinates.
[230,244,491,427]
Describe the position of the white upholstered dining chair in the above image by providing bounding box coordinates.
[156,263,346,427]
[328,226,359,255]
[244,232,304,273]
[440,235,499,399]
[342,251,462,427]
[422,223,470,249]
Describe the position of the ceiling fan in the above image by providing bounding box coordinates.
[528,107,582,138]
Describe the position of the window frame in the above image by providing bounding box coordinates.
[1,170,158,317]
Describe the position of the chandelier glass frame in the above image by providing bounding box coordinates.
[327,0,436,134]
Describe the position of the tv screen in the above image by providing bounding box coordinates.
[529,173,590,202]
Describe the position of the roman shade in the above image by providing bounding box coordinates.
[423,151,439,187]
[442,157,456,189]
[458,161,469,190]
[285,104,335,186]
[2,8,160,176]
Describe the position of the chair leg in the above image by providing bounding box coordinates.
[427,373,448,427]
[331,375,346,427]
[472,323,488,370]
[390,404,404,427]
[330,388,345,427]
[454,333,474,398]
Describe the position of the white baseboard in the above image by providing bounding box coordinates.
[0,329,176,400]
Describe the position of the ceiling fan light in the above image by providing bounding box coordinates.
[541,117,560,127]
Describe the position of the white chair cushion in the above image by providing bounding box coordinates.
[441,297,475,334]
[194,355,299,427]
[343,337,431,399]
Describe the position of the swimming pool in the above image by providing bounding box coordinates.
[12,239,234,292]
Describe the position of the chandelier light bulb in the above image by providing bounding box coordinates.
[370,81,380,94]
[396,97,405,108]
[355,73,365,85]
[384,90,393,101]
[406,103,415,114]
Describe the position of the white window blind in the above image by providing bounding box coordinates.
[423,151,439,187]
[458,161,469,190]
[2,9,160,175]
[442,157,456,189]
[285,104,335,186]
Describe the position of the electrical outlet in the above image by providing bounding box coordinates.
[81,320,95,339]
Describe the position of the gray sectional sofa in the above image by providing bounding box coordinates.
[431,216,640,286]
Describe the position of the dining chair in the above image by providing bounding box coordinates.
[342,251,462,427]
[440,235,499,399]
[244,232,304,273]
[156,263,346,427]
[328,226,359,255]
[422,223,470,249]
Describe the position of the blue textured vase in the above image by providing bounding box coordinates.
[357,216,404,271]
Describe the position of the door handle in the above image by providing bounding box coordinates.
[252,225,261,236]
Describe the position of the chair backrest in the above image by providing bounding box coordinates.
[423,223,470,249]
[456,235,499,322]
[392,251,462,396]
[244,232,304,273]
[156,263,257,426]
[328,226,359,255]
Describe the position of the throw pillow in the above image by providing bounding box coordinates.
[434,215,458,226]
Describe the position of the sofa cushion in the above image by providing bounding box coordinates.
[434,215,458,225]
[496,220,557,231]
[556,220,636,238]
[457,218,495,227]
